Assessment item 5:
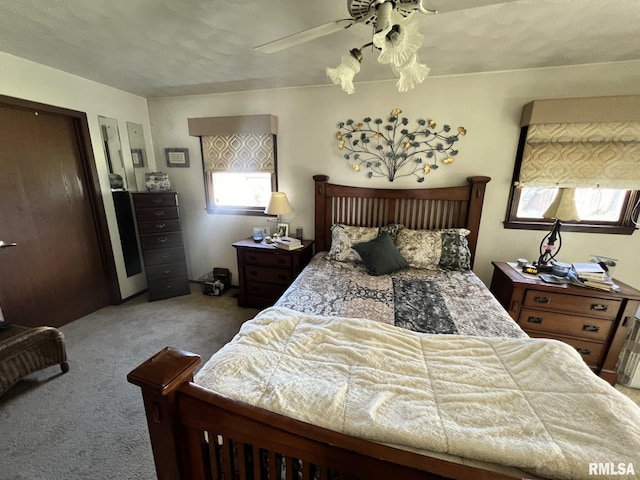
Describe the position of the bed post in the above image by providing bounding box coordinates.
[314,175,330,252]
[128,347,202,480]
[465,176,491,268]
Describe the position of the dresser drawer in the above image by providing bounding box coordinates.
[137,219,181,234]
[245,281,287,300]
[520,308,613,341]
[140,232,184,251]
[135,207,179,223]
[244,265,292,285]
[133,193,178,208]
[527,332,605,367]
[146,262,188,281]
[241,250,292,268]
[143,247,186,266]
[147,275,190,301]
[523,290,620,319]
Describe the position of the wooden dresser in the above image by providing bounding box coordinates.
[132,192,190,301]
[233,238,314,309]
[489,261,640,384]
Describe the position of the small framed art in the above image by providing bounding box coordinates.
[131,148,144,168]
[276,223,289,237]
[165,148,190,168]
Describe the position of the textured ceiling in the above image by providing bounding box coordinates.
[0,0,638,98]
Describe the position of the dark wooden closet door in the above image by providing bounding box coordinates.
[0,103,110,327]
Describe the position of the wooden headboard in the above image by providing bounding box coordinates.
[313,175,491,268]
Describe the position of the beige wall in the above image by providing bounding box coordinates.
[0,52,155,299]
[147,60,640,289]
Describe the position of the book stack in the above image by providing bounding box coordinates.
[273,236,303,251]
[571,262,619,292]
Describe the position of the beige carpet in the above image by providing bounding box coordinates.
[1,284,638,480]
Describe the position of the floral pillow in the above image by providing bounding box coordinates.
[395,228,471,271]
[378,223,405,242]
[325,224,379,262]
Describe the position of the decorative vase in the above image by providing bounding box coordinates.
[145,172,171,192]
[109,173,124,190]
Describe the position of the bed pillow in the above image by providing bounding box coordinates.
[325,224,379,262]
[378,223,405,242]
[352,232,409,276]
[395,228,471,271]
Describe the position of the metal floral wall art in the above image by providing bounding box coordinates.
[335,108,467,182]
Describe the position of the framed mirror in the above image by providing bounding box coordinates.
[127,121,147,192]
[98,116,128,190]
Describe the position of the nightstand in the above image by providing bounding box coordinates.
[233,239,315,309]
[489,261,640,385]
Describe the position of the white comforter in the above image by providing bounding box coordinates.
[195,307,640,480]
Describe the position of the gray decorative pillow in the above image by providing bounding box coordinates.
[324,224,379,262]
[352,232,409,276]
[395,228,471,270]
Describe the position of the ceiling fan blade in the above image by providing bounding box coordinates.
[254,19,354,54]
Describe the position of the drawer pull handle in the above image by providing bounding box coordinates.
[152,198,162,204]
[164,270,171,274]
[534,296,550,304]
[161,254,170,259]
[153,210,165,217]
[158,237,168,243]
[576,348,591,356]
[527,317,543,324]
[591,304,608,312]
[156,223,166,229]
[582,325,600,332]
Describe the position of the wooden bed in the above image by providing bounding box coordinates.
[127,174,640,480]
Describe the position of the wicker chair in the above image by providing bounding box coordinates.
[0,324,69,396]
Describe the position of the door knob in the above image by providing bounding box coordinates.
[0,241,18,248]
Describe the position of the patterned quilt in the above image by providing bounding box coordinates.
[275,254,526,339]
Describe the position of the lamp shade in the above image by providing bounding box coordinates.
[265,192,293,216]
[543,188,580,221]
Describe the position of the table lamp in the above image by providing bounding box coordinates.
[536,188,580,266]
[265,192,293,237]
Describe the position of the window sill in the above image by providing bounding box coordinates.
[504,220,637,235]
[206,206,268,216]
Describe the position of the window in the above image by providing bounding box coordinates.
[188,115,278,215]
[506,186,639,234]
[207,171,275,214]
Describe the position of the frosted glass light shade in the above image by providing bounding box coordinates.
[326,51,362,95]
[375,12,423,67]
[391,53,430,92]
[265,192,293,216]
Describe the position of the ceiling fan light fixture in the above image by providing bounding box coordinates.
[326,48,363,95]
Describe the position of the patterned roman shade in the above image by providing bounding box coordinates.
[517,96,640,189]
[520,121,640,188]
[201,133,275,173]
[188,114,277,173]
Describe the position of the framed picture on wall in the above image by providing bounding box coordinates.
[131,149,144,168]
[165,148,190,168]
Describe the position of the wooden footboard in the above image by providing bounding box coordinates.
[129,347,522,480]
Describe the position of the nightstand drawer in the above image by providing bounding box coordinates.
[244,265,292,285]
[520,308,613,341]
[527,332,605,367]
[523,290,620,319]
[242,251,292,268]
[246,281,287,299]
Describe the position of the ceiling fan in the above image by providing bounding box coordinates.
[254,0,437,54]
